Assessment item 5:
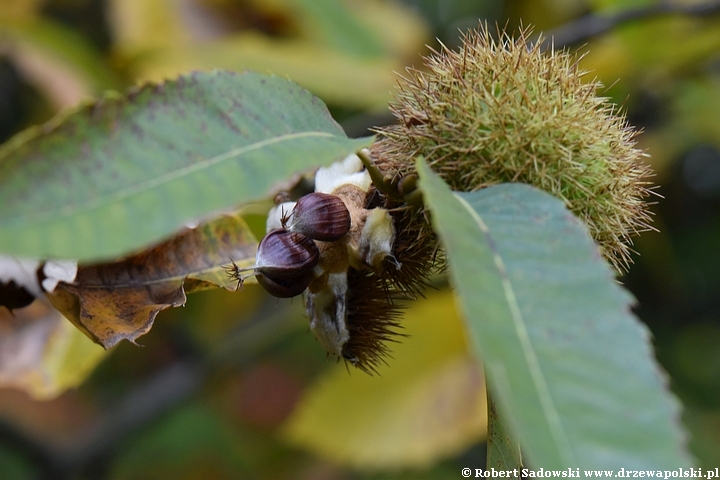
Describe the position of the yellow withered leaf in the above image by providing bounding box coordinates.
[282,290,487,470]
[47,214,257,349]
[0,299,106,400]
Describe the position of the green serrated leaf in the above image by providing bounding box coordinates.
[0,70,370,260]
[417,160,692,469]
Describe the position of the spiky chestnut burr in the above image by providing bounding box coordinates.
[341,268,406,374]
[371,25,655,272]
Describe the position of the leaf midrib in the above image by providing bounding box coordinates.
[454,192,575,466]
[4,131,337,228]
[74,257,258,289]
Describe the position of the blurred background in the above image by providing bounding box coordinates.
[1,0,720,478]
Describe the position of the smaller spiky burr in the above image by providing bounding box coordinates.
[342,268,406,374]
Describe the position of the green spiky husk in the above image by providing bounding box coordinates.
[371,25,654,271]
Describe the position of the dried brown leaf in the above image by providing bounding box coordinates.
[47,214,257,348]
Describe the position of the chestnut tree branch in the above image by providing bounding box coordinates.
[543,0,720,48]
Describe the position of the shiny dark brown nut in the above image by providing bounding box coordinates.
[256,229,319,277]
[256,271,313,298]
[254,229,319,297]
[284,192,351,242]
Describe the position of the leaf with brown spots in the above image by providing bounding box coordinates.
[47,214,257,348]
[0,70,370,260]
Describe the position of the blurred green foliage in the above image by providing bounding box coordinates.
[1,0,720,478]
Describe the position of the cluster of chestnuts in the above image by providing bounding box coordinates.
[224,22,655,371]
[229,151,410,372]
[245,192,351,298]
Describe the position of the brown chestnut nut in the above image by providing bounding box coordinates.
[256,271,313,298]
[255,229,319,297]
[283,192,351,242]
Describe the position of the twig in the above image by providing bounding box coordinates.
[543,0,720,48]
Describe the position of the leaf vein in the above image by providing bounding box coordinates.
[17,131,338,229]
